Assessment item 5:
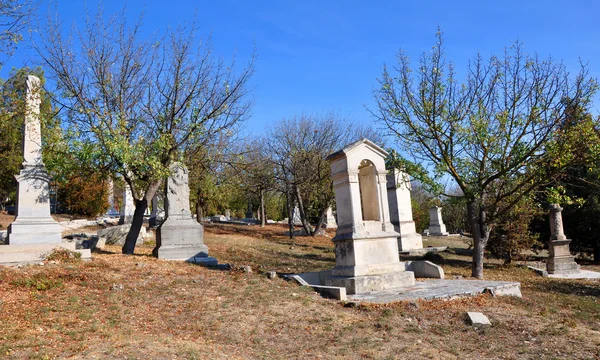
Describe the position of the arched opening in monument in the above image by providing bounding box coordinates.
[358,159,380,221]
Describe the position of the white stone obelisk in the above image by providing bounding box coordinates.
[7,76,62,244]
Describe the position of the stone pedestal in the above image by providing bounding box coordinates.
[324,139,415,294]
[153,162,217,264]
[118,187,135,225]
[428,206,448,236]
[546,204,580,275]
[7,76,62,245]
[386,169,423,251]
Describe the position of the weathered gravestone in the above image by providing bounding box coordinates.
[153,162,217,264]
[428,206,449,236]
[225,209,231,221]
[292,205,302,226]
[547,204,580,275]
[118,186,135,225]
[323,139,415,294]
[325,207,337,229]
[386,169,423,250]
[7,76,62,245]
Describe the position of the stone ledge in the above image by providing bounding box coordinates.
[325,271,415,295]
[0,243,91,266]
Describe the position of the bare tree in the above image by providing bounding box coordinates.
[266,113,380,237]
[35,7,254,254]
[374,30,597,278]
[0,0,32,64]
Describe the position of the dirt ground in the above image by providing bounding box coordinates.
[0,223,599,359]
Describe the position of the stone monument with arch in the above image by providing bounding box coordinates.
[324,139,414,294]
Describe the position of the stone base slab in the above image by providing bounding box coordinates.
[547,256,580,274]
[153,245,211,261]
[7,218,62,245]
[398,232,423,251]
[348,280,521,303]
[325,271,415,295]
[0,242,91,266]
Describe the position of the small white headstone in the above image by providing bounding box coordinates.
[467,312,491,327]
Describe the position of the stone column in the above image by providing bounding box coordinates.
[428,206,449,236]
[118,187,134,225]
[105,178,116,215]
[547,204,580,274]
[7,76,62,245]
[386,169,423,250]
[153,162,217,264]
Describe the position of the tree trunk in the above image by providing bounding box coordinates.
[122,180,161,255]
[294,186,311,236]
[594,244,600,263]
[260,189,265,227]
[467,200,490,278]
[311,206,327,237]
[285,185,294,241]
[122,198,148,254]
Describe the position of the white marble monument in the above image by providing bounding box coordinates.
[7,76,62,245]
[153,162,217,264]
[324,139,414,294]
[386,169,423,251]
[118,186,135,224]
[325,206,337,229]
[428,206,449,236]
[547,204,580,275]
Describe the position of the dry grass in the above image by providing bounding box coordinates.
[0,223,598,359]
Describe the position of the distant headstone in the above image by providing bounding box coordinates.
[292,205,302,226]
[7,75,62,245]
[387,169,423,250]
[105,178,117,216]
[118,186,134,225]
[466,312,491,327]
[153,162,217,264]
[325,207,337,229]
[225,209,231,220]
[428,206,449,236]
[546,204,580,275]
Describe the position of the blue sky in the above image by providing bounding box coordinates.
[5,0,600,139]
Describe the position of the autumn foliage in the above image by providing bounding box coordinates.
[56,173,109,217]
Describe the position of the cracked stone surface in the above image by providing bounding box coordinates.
[347,279,521,303]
